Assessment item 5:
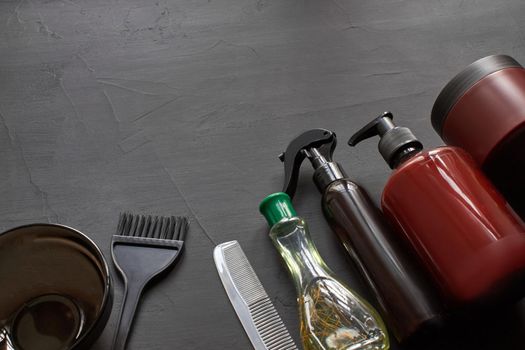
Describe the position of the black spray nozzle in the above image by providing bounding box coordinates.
[279,129,338,198]
[348,111,423,169]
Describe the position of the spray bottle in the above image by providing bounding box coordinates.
[279,128,442,343]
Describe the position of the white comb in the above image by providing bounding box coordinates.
[214,240,298,350]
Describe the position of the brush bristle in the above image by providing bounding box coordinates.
[116,212,189,240]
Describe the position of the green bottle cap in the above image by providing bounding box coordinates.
[259,192,297,227]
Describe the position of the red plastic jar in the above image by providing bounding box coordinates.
[431,55,525,213]
[381,147,525,306]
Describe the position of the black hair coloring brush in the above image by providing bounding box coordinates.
[111,212,189,350]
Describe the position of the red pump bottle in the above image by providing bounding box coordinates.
[349,112,525,307]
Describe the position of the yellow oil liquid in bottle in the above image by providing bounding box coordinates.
[299,278,387,350]
[260,193,389,350]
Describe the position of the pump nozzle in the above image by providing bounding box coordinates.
[348,112,396,146]
[348,112,423,169]
[279,129,346,198]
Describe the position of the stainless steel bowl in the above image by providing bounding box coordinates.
[0,224,112,350]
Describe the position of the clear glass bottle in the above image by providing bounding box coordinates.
[260,193,389,350]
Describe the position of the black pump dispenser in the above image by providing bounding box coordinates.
[348,112,423,169]
[279,128,443,343]
[279,128,347,197]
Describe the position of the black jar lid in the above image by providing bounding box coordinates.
[431,55,522,137]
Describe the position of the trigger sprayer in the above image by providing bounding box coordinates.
[279,127,443,343]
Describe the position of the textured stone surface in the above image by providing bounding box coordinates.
[1,0,525,348]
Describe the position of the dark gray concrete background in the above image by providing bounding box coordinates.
[2,0,525,349]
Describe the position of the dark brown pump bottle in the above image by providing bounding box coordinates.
[278,129,443,343]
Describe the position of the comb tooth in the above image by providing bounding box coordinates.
[152,216,161,239]
[148,216,156,238]
[124,213,132,236]
[168,217,175,239]
[157,216,165,239]
[124,213,131,234]
[177,217,189,241]
[172,217,180,240]
[164,217,171,239]
[136,215,146,237]
[146,215,156,238]
[125,213,133,235]
[158,216,165,239]
[171,217,179,240]
[157,217,164,239]
[121,213,131,236]
[166,216,175,240]
[160,216,169,239]
[143,216,153,238]
[170,216,179,240]
[173,216,180,240]
[129,214,139,236]
[166,216,173,239]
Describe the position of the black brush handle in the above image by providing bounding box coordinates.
[112,281,144,350]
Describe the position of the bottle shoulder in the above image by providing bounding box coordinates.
[389,146,475,177]
[381,146,478,201]
[269,216,307,237]
[397,146,470,167]
[324,178,361,195]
